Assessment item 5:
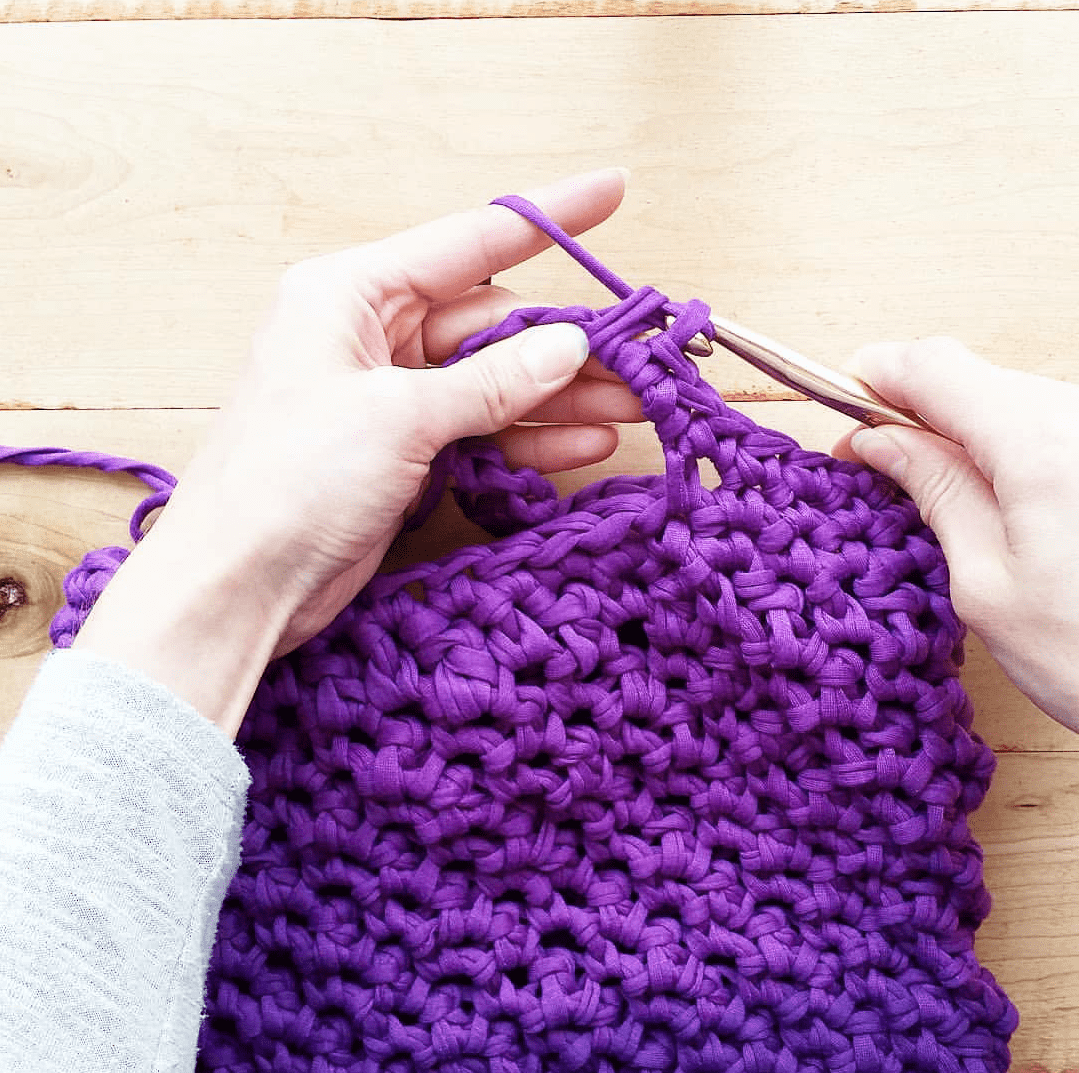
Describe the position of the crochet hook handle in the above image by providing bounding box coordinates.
[706,315,935,433]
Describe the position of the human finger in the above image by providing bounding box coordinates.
[406,323,592,451]
[849,339,1022,477]
[493,424,619,474]
[421,285,526,362]
[517,378,644,425]
[848,422,1010,619]
[422,292,632,387]
[577,356,633,384]
[347,168,628,304]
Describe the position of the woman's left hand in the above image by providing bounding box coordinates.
[73,169,639,735]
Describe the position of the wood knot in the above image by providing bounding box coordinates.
[0,576,28,622]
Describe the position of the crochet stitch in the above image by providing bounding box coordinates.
[35,196,1016,1072]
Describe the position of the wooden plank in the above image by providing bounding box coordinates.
[973,753,1079,1068]
[5,11,1079,1059]
[6,0,1079,24]
[4,15,1079,407]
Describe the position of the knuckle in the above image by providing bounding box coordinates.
[473,359,516,431]
[277,250,357,299]
[918,335,967,356]
[913,460,974,534]
[901,336,969,378]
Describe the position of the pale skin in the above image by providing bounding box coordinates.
[72,169,642,737]
[73,168,1079,740]
[842,340,1079,732]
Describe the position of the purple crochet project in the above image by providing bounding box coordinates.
[23,195,1017,1072]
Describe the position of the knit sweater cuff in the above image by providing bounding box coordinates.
[0,648,251,1073]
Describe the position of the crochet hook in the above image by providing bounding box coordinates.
[694,314,936,433]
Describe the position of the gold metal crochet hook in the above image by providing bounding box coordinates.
[697,314,935,433]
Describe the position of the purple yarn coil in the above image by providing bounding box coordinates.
[32,196,1017,1072]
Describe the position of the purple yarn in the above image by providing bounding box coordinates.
[0,444,174,548]
[16,198,1018,1071]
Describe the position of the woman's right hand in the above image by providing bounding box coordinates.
[837,338,1079,732]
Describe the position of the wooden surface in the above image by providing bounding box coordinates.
[2,11,1078,1069]
[7,0,1079,24]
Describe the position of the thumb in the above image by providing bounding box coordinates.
[413,322,591,447]
[849,419,1007,586]
[844,337,1010,572]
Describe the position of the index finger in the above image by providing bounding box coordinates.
[354,168,629,304]
[850,338,1024,478]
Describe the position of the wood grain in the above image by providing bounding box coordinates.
[0,410,199,724]
[4,11,1079,1067]
[5,16,1079,408]
[6,0,1079,25]
[974,753,1079,1064]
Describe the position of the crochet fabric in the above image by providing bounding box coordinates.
[42,196,1016,1073]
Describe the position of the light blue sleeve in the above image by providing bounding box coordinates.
[0,648,251,1073]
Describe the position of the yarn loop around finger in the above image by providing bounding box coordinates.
[424,196,786,536]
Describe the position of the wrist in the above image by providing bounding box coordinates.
[71,519,296,739]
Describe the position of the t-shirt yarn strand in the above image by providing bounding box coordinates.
[26,195,1017,1072]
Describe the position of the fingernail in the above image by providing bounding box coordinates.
[520,324,590,384]
[850,427,909,481]
[615,166,631,186]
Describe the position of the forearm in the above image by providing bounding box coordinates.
[0,649,250,1073]
[71,508,294,740]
